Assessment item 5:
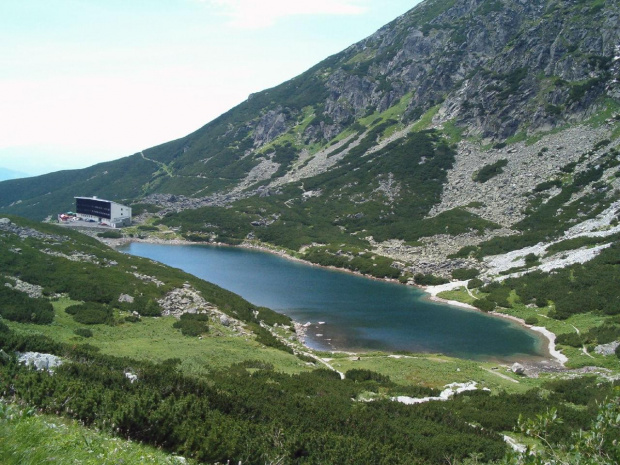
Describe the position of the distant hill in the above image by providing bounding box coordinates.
[0,167,28,181]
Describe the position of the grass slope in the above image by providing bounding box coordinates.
[0,402,192,465]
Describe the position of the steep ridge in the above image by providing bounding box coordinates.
[1,0,619,289]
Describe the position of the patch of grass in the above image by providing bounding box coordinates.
[173,313,209,336]
[504,131,527,145]
[6,298,309,376]
[331,352,540,394]
[410,105,441,132]
[441,119,465,144]
[0,401,192,465]
[437,287,477,305]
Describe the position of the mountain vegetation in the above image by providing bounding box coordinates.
[1,216,618,464]
[2,0,620,462]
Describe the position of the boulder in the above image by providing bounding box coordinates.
[594,341,620,356]
[511,362,525,375]
[220,315,231,327]
[118,293,134,303]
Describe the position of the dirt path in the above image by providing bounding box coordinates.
[140,151,174,177]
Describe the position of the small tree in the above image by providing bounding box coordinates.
[506,397,620,464]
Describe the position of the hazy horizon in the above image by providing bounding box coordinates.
[0,0,420,177]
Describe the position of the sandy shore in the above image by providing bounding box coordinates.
[425,285,567,366]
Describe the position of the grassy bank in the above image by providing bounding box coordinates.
[5,298,310,377]
[0,402,191,465]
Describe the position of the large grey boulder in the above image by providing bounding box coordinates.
[511,362,525,375]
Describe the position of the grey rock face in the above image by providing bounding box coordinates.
[253,108,289,147]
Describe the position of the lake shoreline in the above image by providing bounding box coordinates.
[111,235,564,367]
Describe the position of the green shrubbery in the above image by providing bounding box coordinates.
[451,268,479,280]
[556,332,584,347]
[524,252,540,267]
[413,273,450,286]
[534,179,562,192]
[65,303,113,325]
[172,313,209,337]
[303,246,401,279]
[249,323,294,354]
[480,282,512,308]
[0,286,54,325]
[3,321,613,465]
[449,245,478,259]
[557,322,620,349]
[73,328,93,338]
[130,297,162,317]
[97,230,123,239]
[345,369,392,384]
[473,159,508,183]
[474,155,615,258]
[524,316,538,325]
[473,298,496,312]
[503,242,620,319]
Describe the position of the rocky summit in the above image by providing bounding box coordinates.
[1,0,619,281]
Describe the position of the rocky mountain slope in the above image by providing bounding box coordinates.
[1,0,619,281]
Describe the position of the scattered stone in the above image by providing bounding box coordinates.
[0,219,66,243]
[3,277,44,298]
[131,272,165,287]
[158,286,215,317]
[118,293,134,303]
[511,363,525,375]
[17,352,63,372]
[594,341,620,356]
[124,372,138,383]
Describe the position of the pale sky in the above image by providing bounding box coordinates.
[0,0,419,176]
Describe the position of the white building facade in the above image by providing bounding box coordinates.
[75,196,132,227]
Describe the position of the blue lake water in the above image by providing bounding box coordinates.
[120,242,546,362]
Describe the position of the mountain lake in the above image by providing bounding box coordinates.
[120,242,547,362]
